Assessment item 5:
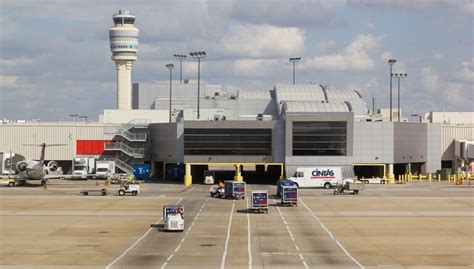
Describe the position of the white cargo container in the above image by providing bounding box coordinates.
[288,167,347,189]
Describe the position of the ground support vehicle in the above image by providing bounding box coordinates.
[359,177,387,184]
[333,182,364,195]
[209,185,225,198]
[0,179,16,187]
[117,183,140,196]
[80,188,107,196]
[224,181,246,199]
[281,186,298,206]
[276,179,296,197]
[163,205,184,231]
[251,190,268,213]
[95,161,115,180]
[203,171,215,185]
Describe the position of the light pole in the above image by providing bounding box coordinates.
[388,59,397,122]
[289,57,301,85]
[392,73,408,122]
[173,54,186,84]
[189,51,206,119]
[166,63,174,123]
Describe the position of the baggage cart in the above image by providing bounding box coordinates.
[80,188,107,196]
[276,179,296,197]
[224,181,246,199]
[251,190,268,213]
[163,205,184,231]
[333,182,364,195]
[281,186,298,206]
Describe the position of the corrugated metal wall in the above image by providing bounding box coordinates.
[0,123,114,160]
[441,125,474,160]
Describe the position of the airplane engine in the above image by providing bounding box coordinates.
[47,161,59,172]
[16,161,28,172]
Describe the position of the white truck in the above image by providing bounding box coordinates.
[72,157,96,180]
[95,161,115,180]
[288,167,351,189]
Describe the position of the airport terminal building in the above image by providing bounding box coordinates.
[1,82,472,185]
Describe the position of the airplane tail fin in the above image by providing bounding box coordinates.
[23,143,66,165]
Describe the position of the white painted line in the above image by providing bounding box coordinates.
[246,196,253,269]
[105,198,182,269]
[184,185,198,194]
[220,200,236,269]
[161,197,209,269]
[300,198,365,269]
[274,199,308,269]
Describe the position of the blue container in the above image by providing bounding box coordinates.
[133,163,151,180]
[167,164,185,181]
[276,179,295,197]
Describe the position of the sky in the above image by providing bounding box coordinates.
[1,0,473,121]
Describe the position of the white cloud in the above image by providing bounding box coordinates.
[366,21,376,29]
[304,34,381,71]
[380,51,392,61]
[420,67,440,92]
[0,75,20,88]
[348,0,474,14]
[455,60,474,83]
[217,24,305,58]
[232,58,280,77]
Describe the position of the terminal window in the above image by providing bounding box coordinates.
[292,121,347,156]
[184,128,272,155]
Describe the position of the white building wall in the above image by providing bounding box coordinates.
[0,123,113,160]
[441,125,474,160]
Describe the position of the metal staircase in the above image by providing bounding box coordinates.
[103,119,150,174]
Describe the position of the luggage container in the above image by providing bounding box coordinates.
[281,186,298,206]
[163,205,184,231]
[276,179,296,197]
[224,181,246,199]
[251,190,268,213]
[133,163,151,181]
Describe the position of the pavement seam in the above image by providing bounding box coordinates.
[246,195,253,269]
[273,199,309,269]
[220,199,236,269]
[105,198,183,269]
[299,198,365,269]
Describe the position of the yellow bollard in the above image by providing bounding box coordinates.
[428,173,432,183]
[184,163,192,187]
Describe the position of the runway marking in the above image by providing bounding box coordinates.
[246,196,253,269]
[273,199,309,269]
[220,200,236,269]
[300,198,364,269]
[182,184,198,194]
[105,198,182,269]
[161,197,209,269]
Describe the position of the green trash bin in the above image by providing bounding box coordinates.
[441,168,451,181]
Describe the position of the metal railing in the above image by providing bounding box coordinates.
[114,158,133,174]
[104,126,147,141]
[104,142,144,158]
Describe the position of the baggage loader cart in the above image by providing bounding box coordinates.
[281,186,298,206]
[224,181,246,199]
[251,190,268,213]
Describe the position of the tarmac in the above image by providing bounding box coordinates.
[0,179,473,268]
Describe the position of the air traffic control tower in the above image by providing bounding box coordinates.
[109,10,139,110]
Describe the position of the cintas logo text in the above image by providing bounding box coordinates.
[311,169,334,177]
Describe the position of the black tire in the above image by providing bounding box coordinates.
[364,180,369,184]
[334,190,338,195]
[324,182,331,189]
[380,180,385,184]
[8,182,15,187]
[118,190,125,196]
[353,190,359,195]
[132,191,138,196]
[84,192,88,196]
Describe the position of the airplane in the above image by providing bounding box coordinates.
[2,143,67,186]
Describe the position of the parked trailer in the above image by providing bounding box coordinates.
[251,190,268,213]
[80,188,107,196]
[281,186,298,206]
[276,179,296,197]
[224,181,246,199]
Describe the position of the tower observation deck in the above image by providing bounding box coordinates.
[109,9,139,110]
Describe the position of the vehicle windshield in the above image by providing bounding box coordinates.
[97,168,108,172]
[75,166,87,171]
